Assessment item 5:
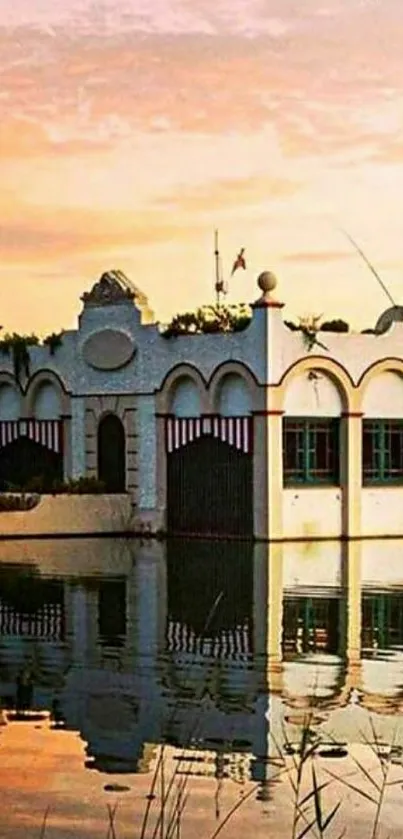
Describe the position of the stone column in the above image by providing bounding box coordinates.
[340,412,363,538]
[70,397,87,479]
[60,414,72,481]
[135,396,164,531]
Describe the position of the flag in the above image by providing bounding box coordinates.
[231,248,246,276]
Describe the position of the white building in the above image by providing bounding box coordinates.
[1,268,403,541]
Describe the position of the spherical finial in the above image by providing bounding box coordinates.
[257,271,277,295]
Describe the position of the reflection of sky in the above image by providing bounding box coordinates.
[2,2,403,333]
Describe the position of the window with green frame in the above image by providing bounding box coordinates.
[283,417,340,485]
[362,419,403,484]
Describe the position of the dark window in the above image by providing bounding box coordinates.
[363,420,403,484]
[97,414,126,492]
[283,418,340,485]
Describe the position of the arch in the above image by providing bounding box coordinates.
[358,358,403,389]
[0,382,21,420]
[209,362,258,415]
[279,357,354,414]
[97,413,126,492]
[158,364,206,415]
[215,374,252,416]
[32,382,62,420]
[25,370,70,416]
[170,377,201,417]
[360,368,403,419]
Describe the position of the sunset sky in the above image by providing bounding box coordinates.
[1,0,403,334]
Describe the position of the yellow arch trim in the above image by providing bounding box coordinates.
[278,356,355,413]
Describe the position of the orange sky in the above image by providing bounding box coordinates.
[1,0,403,334]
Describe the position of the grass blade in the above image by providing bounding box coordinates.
[322,800,342,832]
[38,807,50,839]
[324,768,378,805]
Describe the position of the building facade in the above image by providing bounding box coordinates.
[1,268,403,541]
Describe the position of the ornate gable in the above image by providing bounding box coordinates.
[81,272,135,307]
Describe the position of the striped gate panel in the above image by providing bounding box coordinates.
[0,420,62,453]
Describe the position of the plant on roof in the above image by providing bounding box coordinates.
[0,330,64,385]
[43,331,64,355]
[161,303,252,338]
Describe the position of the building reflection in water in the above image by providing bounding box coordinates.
[0,537,403,789]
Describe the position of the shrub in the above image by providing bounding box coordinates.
[0,494,39,512]
[161,304,252,337]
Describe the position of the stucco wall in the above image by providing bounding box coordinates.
[361,488,403,537]
[282,488,342,540]
[0,494,133,537]
[361,538,403,588]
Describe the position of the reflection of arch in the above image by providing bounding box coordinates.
[279,358,353,414]
[97,413,126,492]
[164,539,256,704]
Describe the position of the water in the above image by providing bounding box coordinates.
[1,536,403,835]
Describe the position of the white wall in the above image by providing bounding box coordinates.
[361,538,403,587]
[362,371,403,418]
[283,488,342,539]
[0,384,20,420]
[362,489,403,537]
[284,371,342,416]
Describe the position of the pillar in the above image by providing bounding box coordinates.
[61,414,72,481]
[251,273,285,541]
[340,412,363,538]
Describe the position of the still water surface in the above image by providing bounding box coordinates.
[0,536,403,788]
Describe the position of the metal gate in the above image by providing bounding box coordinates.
[0,419,63,491]
[166,416,253,537]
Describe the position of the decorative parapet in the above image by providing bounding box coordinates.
[81,272,135,307]
[80,270,155,324]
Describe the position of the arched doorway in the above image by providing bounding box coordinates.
[97,414,126,492]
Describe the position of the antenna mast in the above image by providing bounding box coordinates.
[214,230,225,306]
[340,228,397,307]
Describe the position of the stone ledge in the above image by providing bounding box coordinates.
[0,494,133,537]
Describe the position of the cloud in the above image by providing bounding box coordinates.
[157,175,302,214]
[0,118,113,160]
[281,250,353,264]
[0,201,201,263]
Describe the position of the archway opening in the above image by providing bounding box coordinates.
[97,414,126,492]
